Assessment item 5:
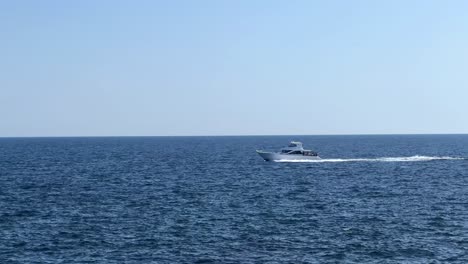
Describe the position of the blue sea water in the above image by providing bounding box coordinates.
[1,135,468,263]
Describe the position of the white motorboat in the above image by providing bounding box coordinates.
[256,141,320,161]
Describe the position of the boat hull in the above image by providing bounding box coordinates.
[256,150,321,161]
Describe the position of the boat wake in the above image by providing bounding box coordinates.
[275,155,465,163]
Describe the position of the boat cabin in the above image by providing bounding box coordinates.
[280,141,318,156]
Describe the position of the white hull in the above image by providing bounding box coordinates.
[256,150,321,161]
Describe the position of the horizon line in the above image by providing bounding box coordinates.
[1,132,467,139]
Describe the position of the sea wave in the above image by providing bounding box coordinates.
[274,155,465,163]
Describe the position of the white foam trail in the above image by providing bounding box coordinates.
[274,155,465,163]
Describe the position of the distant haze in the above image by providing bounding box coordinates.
[1,1,467,137]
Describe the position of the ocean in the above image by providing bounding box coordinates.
[1,135,468,263]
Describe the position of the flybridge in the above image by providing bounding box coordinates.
[282,141,304,151]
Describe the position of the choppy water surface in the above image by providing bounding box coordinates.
[1,135,468,263]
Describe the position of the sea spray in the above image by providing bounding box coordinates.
[274,155,465,163]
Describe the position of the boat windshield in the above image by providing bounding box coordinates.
[288,143,297,147]
[289,150,303,155]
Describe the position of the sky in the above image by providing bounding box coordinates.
[1,0,467,136]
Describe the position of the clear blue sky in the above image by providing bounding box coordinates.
[1,0,467,136]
